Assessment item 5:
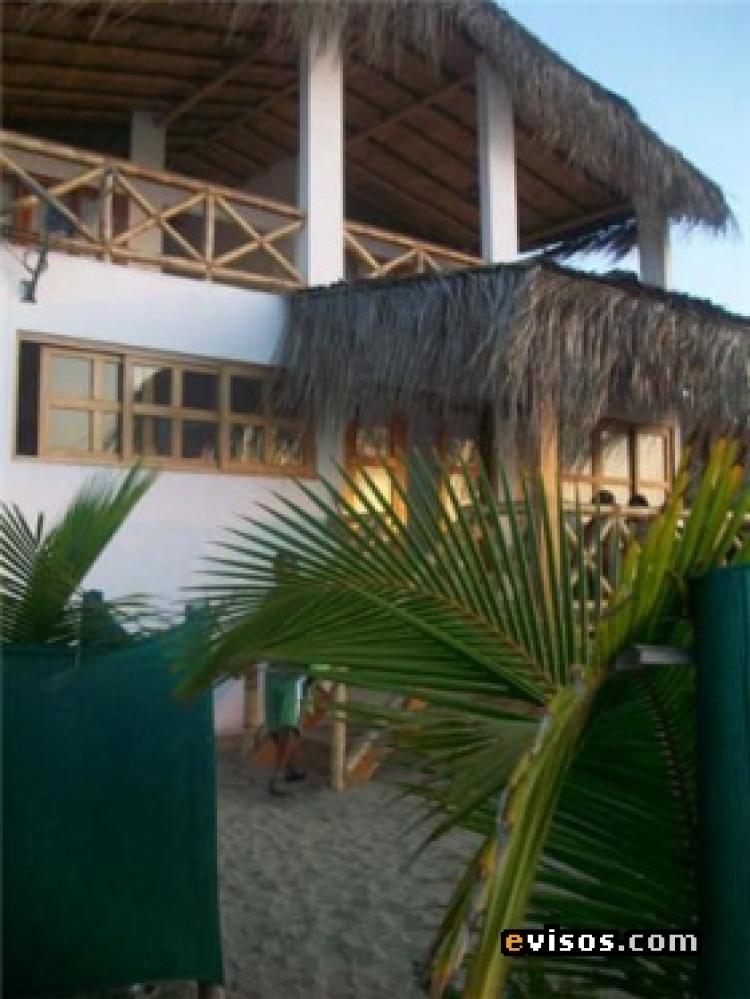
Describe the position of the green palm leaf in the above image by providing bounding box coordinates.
[182,440,748,997]
[1,466,155,644]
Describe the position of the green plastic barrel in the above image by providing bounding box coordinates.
[692,564,750,999]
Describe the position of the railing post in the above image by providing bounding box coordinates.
[331,682,347,792]
[204,189,215,281]
[100,167,113,262]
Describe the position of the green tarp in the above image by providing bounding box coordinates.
[2,627,223,995]
[693,564,750,999]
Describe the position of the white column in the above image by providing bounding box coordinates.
[638,209,671,289]
[298,27,345,285]
[129,111,166,259]
[476,55,518,263]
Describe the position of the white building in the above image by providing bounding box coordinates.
[2,2,747,732]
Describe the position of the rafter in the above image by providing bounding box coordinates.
[346,72,472,152]
[159,43,270,129]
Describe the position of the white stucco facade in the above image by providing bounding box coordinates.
[1,248,341,732]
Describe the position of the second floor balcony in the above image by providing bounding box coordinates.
[2,2,732,298]
[1,127,483,293]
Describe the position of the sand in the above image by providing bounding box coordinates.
[217,739,477,999]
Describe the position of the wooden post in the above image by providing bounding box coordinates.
[538,401,560,599]
[330,682,347,791]
[100,168,113,262]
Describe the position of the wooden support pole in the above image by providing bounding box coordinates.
[538,400,560,598]
[331,682,347,792]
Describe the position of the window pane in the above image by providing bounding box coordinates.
[271,428,304,467]
[230,375,264,416]
[599,429,629,479]
[183,370,218,411]
[49,408,91,451]
[230,423,265,463]
[565,453,593,477]
[100,412,121,454]
[50,356,92,399]
[562,480,593,504]
[133,415,172,457]
[351,467,392,512]
[182,420,218,462]
[101,361,122,402]
[134,365,172,405]
[638,432,667,481]
[356,426,390,459]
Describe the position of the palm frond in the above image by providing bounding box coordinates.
[182,440,749,998]
[1,466,155,644]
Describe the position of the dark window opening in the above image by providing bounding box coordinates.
[16,341,40,456]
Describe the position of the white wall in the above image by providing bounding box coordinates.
[0,249,338,733]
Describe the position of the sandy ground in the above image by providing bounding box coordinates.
[217,738,477,999]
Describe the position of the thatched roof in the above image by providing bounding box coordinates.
[278,262,750,459]
[282,0,733,236]
[14,0,733,251]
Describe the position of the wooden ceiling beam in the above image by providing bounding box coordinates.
[3,6,261,57]
[347,159,477,246]
[2,29,226,77]
[3,60,207,94]
[176,77,299,164]
[158,44,270,129]
[346,72,473,152]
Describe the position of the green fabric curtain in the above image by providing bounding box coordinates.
[2,626,223,995]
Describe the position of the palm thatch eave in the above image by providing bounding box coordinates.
[278,261,750,461]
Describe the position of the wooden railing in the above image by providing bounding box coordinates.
[563,503,750,601]
[345,220,481,279]
[0,130,485,293]
[0,129,305,291]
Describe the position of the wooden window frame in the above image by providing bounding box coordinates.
[562,419,674,506]
[40,346,123,462]
[344,402,493,514]
[16,334,316,478]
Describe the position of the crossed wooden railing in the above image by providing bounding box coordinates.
[564,502,750,601]
[0,130,485,292]
[0,129,305,291]
[345,220,481,279]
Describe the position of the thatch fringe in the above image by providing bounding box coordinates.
[278,262,750,461]
[459,5,733,234]
[31,0,734,240]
